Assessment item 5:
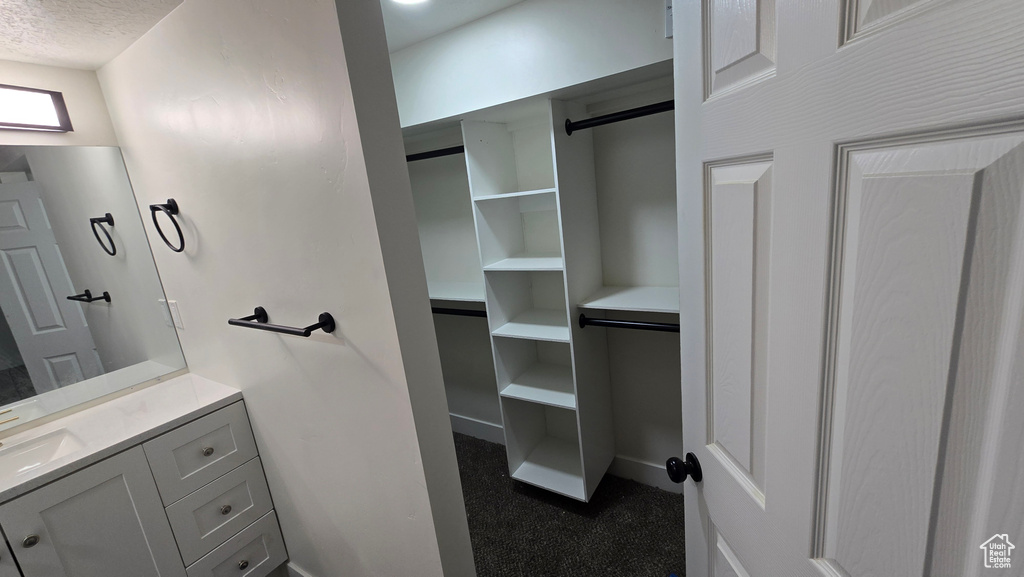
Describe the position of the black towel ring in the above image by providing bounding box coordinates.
[89,213,116,256]
[150,198,185,253]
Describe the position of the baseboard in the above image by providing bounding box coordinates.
[285,562,315,577]
[609,455,682,494]
[450,413,505,444]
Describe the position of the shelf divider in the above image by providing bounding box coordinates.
[492,310,570,342]
[499,363,576,409]
[578,286,679,314]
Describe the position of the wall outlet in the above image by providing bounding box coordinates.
[666,0,673,38]
[167,300,184,329]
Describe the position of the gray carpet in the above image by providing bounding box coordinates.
[0,365,35,405]
[453,433,686,577]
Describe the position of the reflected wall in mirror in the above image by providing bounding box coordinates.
[0,145,185,431]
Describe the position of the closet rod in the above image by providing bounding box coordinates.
[406,145,465,163]
[578,313,679,333]
[565,100,675,135]
[432,307,487,318]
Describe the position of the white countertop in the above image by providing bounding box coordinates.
[0,373,242,503]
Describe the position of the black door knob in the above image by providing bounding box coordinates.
[666,452,703,484]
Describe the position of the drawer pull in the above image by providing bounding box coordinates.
[238,560,249,570]
[202,446,215,457]
[220,504,232,515]
[22,535,39,548]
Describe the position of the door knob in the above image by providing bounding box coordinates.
[22,534,39,548]
[666,452,703,484]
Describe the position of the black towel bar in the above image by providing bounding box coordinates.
[565,100,675,135]
[67,289,111,303]
[89,213,116,256]
[406,145,465,163]
[228,306,335,337]
[150,199,185,253]
[578,313,679,333]
[431,307,487,318]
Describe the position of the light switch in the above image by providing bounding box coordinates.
[158,299,173,327]
[168,300,184,329]
[666,0,673,38]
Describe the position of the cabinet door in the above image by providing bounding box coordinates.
[0,446,186,577]
[0,541,21,577]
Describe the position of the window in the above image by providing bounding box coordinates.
[0,84,74,132]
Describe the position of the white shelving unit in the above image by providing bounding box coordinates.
[463,102,614,502]
[407,72,683,498]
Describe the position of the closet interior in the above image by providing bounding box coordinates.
[407,66,681,502]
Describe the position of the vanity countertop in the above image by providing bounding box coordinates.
[0,373,242,503]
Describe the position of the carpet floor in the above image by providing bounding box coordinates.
[453,433,686,577]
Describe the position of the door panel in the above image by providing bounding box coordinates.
[706,0,777,99]
[818,133,1024,577]
[707,158,773,501]
[713,528,753,577]
[841,0,939,44]
[5,246,65,332]
[675,0,1024,575]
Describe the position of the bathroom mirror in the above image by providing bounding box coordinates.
[0,145,186,432]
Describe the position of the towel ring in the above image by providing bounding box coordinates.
[150,199,185,253]
[89,213,116,256]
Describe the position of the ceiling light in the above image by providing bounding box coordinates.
[0,84,73,132]
[392,0,429,5]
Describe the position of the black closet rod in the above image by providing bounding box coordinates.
[432,307,487,318]
[565,100,675,135]
[406,145,465,163]
[578,313,679,333]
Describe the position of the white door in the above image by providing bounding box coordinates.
[0,446,186,577]
[673,1,1024,576]
[0,178,102,393]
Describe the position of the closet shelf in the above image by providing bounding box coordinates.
[484,254,563,272]
[473,187,557,202]
[427,281,486,302]
[578,286,679,314]
[492,309,570,342]
[500,363,576,410]
[511,436,585,500]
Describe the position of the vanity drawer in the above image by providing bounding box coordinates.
[166,458,274,565]
[144,401,259,504]
[186,511,286,577]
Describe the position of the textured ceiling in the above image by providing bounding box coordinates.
[0,0,182,70]
[380,0,525,53]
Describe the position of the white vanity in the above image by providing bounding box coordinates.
[0,374,286,577]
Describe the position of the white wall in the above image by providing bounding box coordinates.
[0,60,118,146]
[19,146,184,371]
[390,0,672,127]
[98,1,474,576]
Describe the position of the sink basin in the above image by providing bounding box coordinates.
[0,429,85,480]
